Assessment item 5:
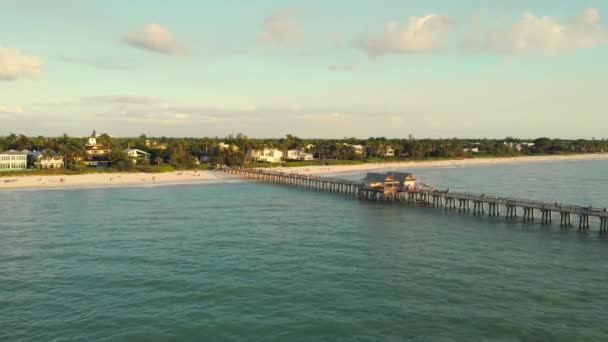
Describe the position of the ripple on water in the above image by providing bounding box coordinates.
[2,162,608,341]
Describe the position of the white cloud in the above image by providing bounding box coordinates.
[258,9,302,45]
[305,112,351,129]
[0,46,42,80]
[359,14,452,58]
[82,95,165,105]
[123,23,184,55]
[472,8,608,55]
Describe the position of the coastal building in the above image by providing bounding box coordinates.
[124,148,151,164]
[247,148,284,163]
[30,151,65,169]
[463,147,480,153]
[385,147,395,157]
[0,150,29,171]
[393,172,417,188]
[503,142,535,152]
[84,130,111,167]
[362,172,417,191]
[145,139,168,150]
[286,149,314,161]
[39,156,65,169]
[343,143,365,155]
[218,142,239,152]
[363,173,401,189]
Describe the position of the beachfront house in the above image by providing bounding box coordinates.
[145,139,168,150]
[247,148,284,163]
[286,149,314,161]
[385,146,395,157]
[30,151,65,169]
[343,143,365,156]
[0,150,29,171]
[39,155,65,169]
[84,131,111,167]
[124,148,151,164]
[218,142,239,152]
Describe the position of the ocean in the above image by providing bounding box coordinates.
[2,159,608,341]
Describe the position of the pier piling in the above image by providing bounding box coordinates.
[220,167,608,233]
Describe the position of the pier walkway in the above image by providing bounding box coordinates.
[220,167,608,233]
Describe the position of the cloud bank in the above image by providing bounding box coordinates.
[0,46,42,80]
[258,9,302,45]
[357,8,608,58]
[123,23,184,55]
[359,14,452,58]
[472,8,608,55]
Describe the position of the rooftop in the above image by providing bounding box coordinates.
[1,149,31,155]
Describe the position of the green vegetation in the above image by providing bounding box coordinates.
[1,132,607,176]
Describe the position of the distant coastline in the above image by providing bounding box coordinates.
[2,153,608,190]
[272,153,608,176]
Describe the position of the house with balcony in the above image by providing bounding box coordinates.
[343,143,365,155]
[286,149,314,161]
[30,150,65,169]
[247,148,284,163]
[84,130,111,167]
[124,148,151,164]
[0,150,29,171]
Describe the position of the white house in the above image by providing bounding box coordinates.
[344,143,365,155]
[218,142,239,151]
[463,147,480,153]
[248,148,284,163]
[124,148,151,164]
[84,130,111,167]
[286,149,314,161]
[385,146,395,157]
[40,156,64,169]
[28,150,65,169]
[0,150,29,171]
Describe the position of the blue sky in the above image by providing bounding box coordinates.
[1,0,608,138]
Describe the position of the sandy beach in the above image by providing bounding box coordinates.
[0,170,233,190]
[2,154,607,190]
[271,153,608,176]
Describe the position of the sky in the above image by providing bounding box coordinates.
[1,0,608,139]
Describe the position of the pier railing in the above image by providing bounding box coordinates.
[218,167,608,233]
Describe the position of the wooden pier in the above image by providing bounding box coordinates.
[220,167,608,233]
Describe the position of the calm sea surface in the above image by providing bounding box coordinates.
[2,159,608,341]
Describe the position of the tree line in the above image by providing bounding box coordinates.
[1,132,607,170]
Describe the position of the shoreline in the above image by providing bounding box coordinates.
[271,153,608,175]
[2,153,608,190]
[0,170,235,191]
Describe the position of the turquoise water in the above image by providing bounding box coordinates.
[2,160,608,341]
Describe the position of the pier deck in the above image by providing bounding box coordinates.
[220,167,608,232]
